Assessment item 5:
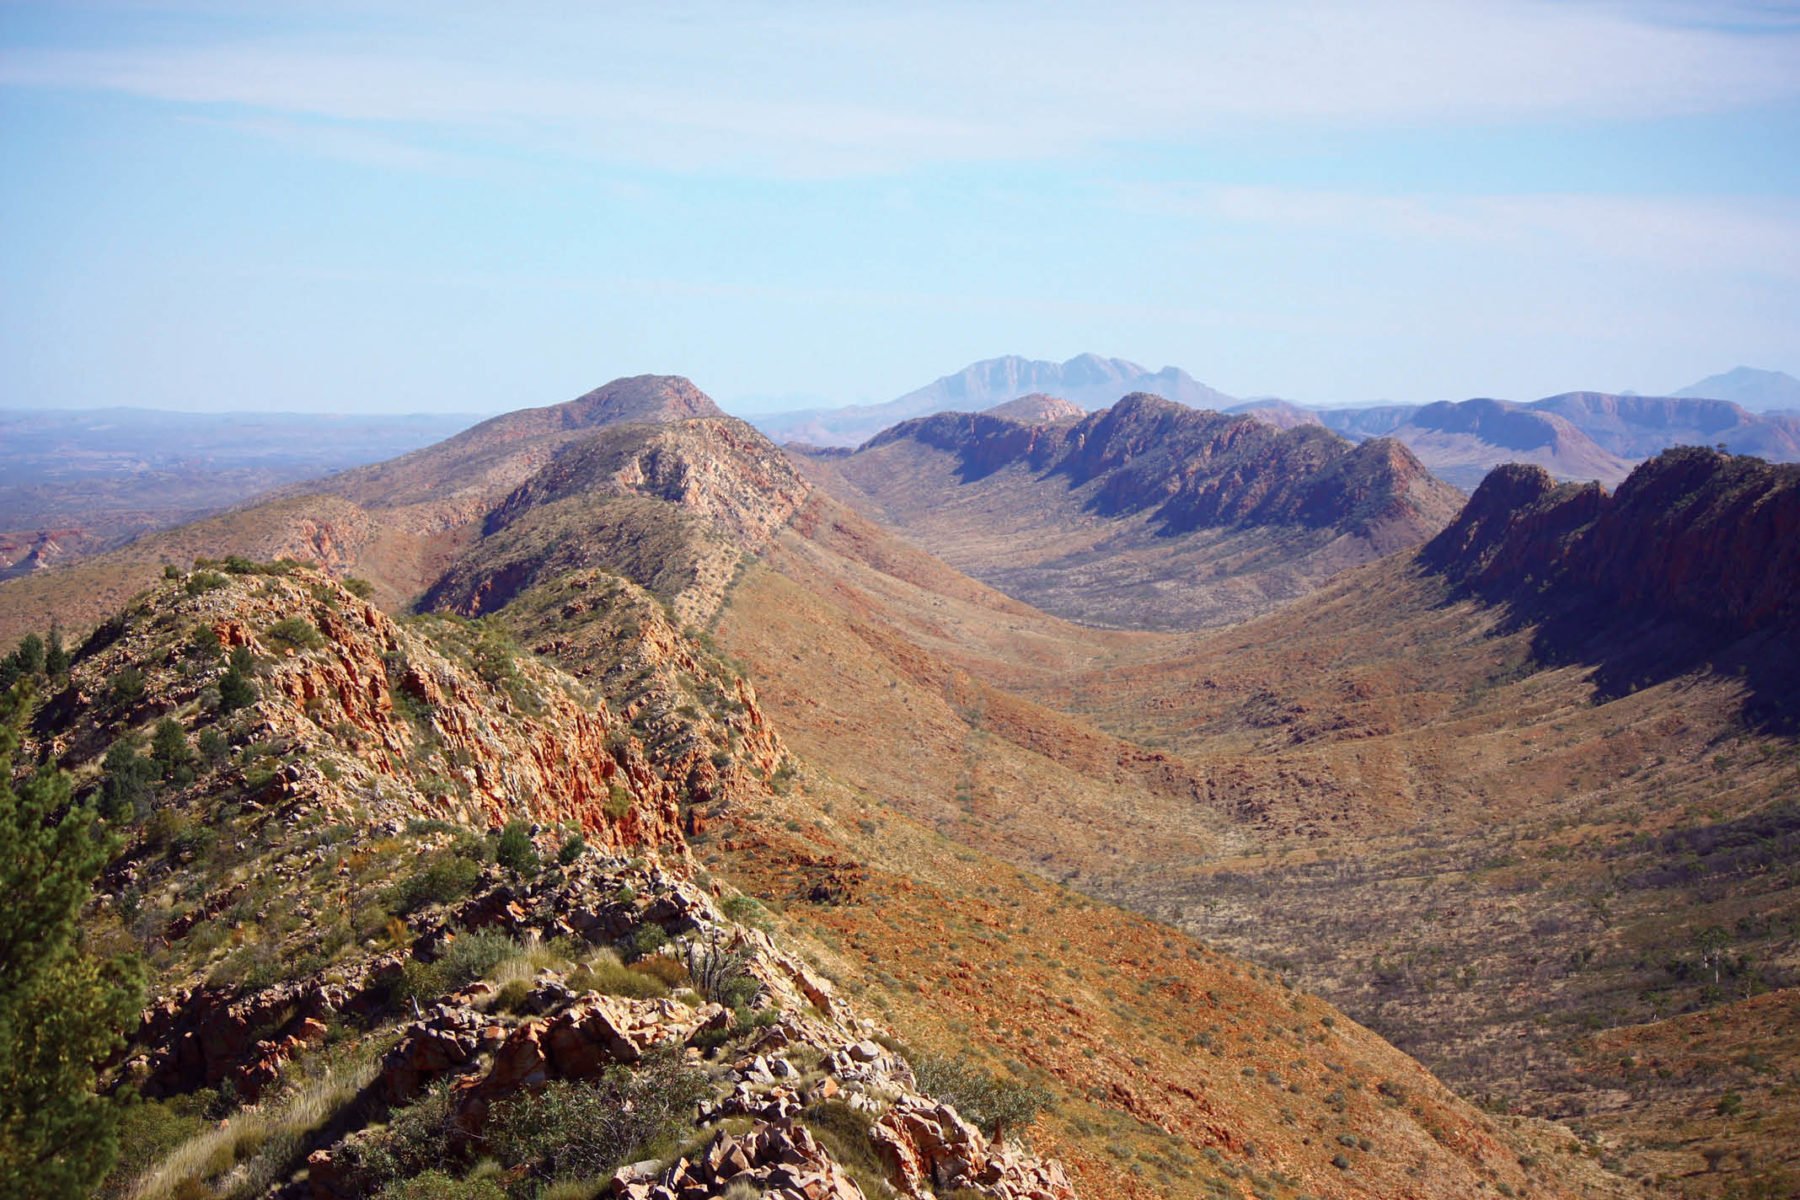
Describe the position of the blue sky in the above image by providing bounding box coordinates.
[2,1,1797,415]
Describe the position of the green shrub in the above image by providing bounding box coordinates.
[343,577,376,599]
[347,1086,457,1186]
[150,719,196,784]
[912,1056,1050,1142]
[384,853,483,916]
[185,571,229,596]
[557,833,587,865]
[493,979,534,1014]
[100,740,158,823]
[626,923,668,962]
[568,952,669,1000]
[435,929,515,989]
[43,627,69,678]
[97,1095,209,1198]
[496,821,539,875]
[217,667,257,715]
[389,930,517,1007]
[196,728,230,764]
[378,1171,505,1200]
[109,666,146,706]
[486,1051,708,1181]
[266,617,324,652]
[186,625,222,663]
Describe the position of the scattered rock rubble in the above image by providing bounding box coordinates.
[125,848,1077,1200]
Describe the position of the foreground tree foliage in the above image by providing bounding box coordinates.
[0,681,144,1198]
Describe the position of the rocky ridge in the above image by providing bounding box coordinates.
[1424,449,1800,645]
[34,566,1076,1200]
[806,391,1463,628]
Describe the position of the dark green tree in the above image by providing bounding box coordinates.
[0,684,144,1198]
[216,662,259,719]
[100,740,158,823]
[496,820,539,875]
[11,634,44,678]
[43,626,69,679]
[150,718,195,785]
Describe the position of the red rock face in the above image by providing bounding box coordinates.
[1425,448,1800,639]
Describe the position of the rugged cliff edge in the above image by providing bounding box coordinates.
[1422,447,1800,722]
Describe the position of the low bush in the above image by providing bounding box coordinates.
[486,1051,709,1182]
[266,617,325,652]
[384,853,483,916]
[496,820,539,875]
[912,1056,1050,1142]
[568,950,669,1000]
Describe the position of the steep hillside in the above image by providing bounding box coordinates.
[13,557,1598,1198]
[753,354,1236,447]
[711,439,1799,1197]
[18,566,1083,1200]
[1422,450,1800,723]
[697,495,1605,1200]
[805,393,1462,629]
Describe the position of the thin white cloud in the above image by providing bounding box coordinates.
[2,1,1797,176]
[1121,182,1800,280]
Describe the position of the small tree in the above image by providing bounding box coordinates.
[0,684,145,1198]
[99,740,158,823]
[496,820,539,875]
[43,626,69,679]
[150,718,196,785]
[217,665,257,715]
[12,634,44,678]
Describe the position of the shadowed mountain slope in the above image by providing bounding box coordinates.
[803,393,1463,629]
[1422,450,1800,725]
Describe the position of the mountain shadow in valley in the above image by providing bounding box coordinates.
[1421,448,1800,729]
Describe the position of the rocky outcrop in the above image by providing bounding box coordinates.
[874,1098,1076,1200]
[867,391,1463,543]
[614,1122,866,1200]
[1424,448,1800,638]
[1421,448,1800,721]
[44,566,688,853]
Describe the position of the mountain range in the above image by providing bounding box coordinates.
[751,357,1800,492]
[5,371,1799,1199]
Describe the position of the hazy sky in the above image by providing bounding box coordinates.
[3,1,1797,415]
